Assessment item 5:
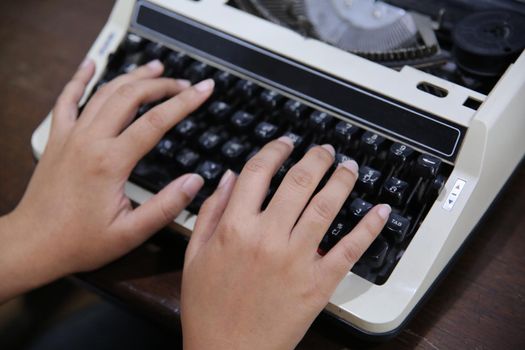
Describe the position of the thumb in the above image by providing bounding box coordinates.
[119,173,204,247]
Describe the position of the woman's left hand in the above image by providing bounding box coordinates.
[0,59,214,302]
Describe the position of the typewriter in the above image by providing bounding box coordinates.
[31,0,525,339]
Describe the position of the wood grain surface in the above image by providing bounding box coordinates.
[0,1,523,349]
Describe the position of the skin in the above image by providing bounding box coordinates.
[0,59,390,349]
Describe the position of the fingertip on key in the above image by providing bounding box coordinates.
[340,159,359,176]
[146,59,163,71]
[277,136,295,148]
[194,79,215,92]
[377,204,392,220]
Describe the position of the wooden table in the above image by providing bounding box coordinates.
[1,1,524,349]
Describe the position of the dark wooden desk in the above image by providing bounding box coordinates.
[1,1,524,349]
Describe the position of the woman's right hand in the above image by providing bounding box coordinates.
[181,138,391,350]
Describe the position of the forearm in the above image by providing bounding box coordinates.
[0,210,63,303]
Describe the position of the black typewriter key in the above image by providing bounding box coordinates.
[334,121,359,146]
[363,237,389,269]
[174,118,199,138]
[335,153,353,165]
[414,154,442,178]
[144,42,168,60]
[155,138,178,159]
[348,198,373,223]
[254,122,279,142]
[213,71,236,91]
[382,177,409,206]
[318,218,351,255]
[260,90,284,110]
[234,79,259,99]
[164,51,191,76]
[331,153,354,172]
[282,131,304,148]
[198,130,225,153]
[221,140,247,162]
[383,214,410,243]
[424,174,446,202]
[208,101,232,123]
[283,100,308,124]
[361,132,386,156]
[184,62,214,83]
[132,161,172,191]
[231,111,256,131]
[388,143,414,167]
[196,161,224,184]
[175,148,200,172]
[356,166,382,195]
[309,111,334,132]
[122,33,145,53]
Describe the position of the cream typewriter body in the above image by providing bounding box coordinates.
[31,0,525,338]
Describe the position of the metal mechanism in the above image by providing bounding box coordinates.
[233,0,440,64]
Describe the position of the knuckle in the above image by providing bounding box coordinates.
[144,108,167,131]
[244,156,270,174]
[287,166,314,190]
[341,241,362,265]
[115,83,138,100]
[68,131,89,149]
[56,82,79,105]
[310,146,334,165]
[64,80,81,94]
[96,82,113,96]
[85,146,120,175]
[216,219,240,245]
[310,196,335,222]
[159,200,175,224]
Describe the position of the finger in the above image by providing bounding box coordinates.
[226,137,293,216]
[78,60,167,127]
[116,79,215,166]
[88,78,191,137]
[291,160,359,250]
[263,144,335,232]
[320,204,391,288]
[50,59,95,143]
[117,173,205,247]
[185,170,237,264]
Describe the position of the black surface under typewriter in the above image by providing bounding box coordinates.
[93,33,452,285]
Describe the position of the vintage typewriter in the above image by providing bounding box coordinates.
[31,0,525,339]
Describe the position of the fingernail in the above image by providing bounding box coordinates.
[79,58,93,69]
[277,136,294,148]
[194,79,215,92]
[146,59,163,70]
[377,204,392,220]
[218,169,235,188]
[176,79,192,88]
[181,174,205,198]
[321,144,335,156]
[340,159,359,176]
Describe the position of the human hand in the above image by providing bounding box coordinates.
[0,59,214,301]
[181,138,391,350]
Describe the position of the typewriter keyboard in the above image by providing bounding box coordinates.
[93,33,452,285]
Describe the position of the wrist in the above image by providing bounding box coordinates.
[0,209,67,302]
